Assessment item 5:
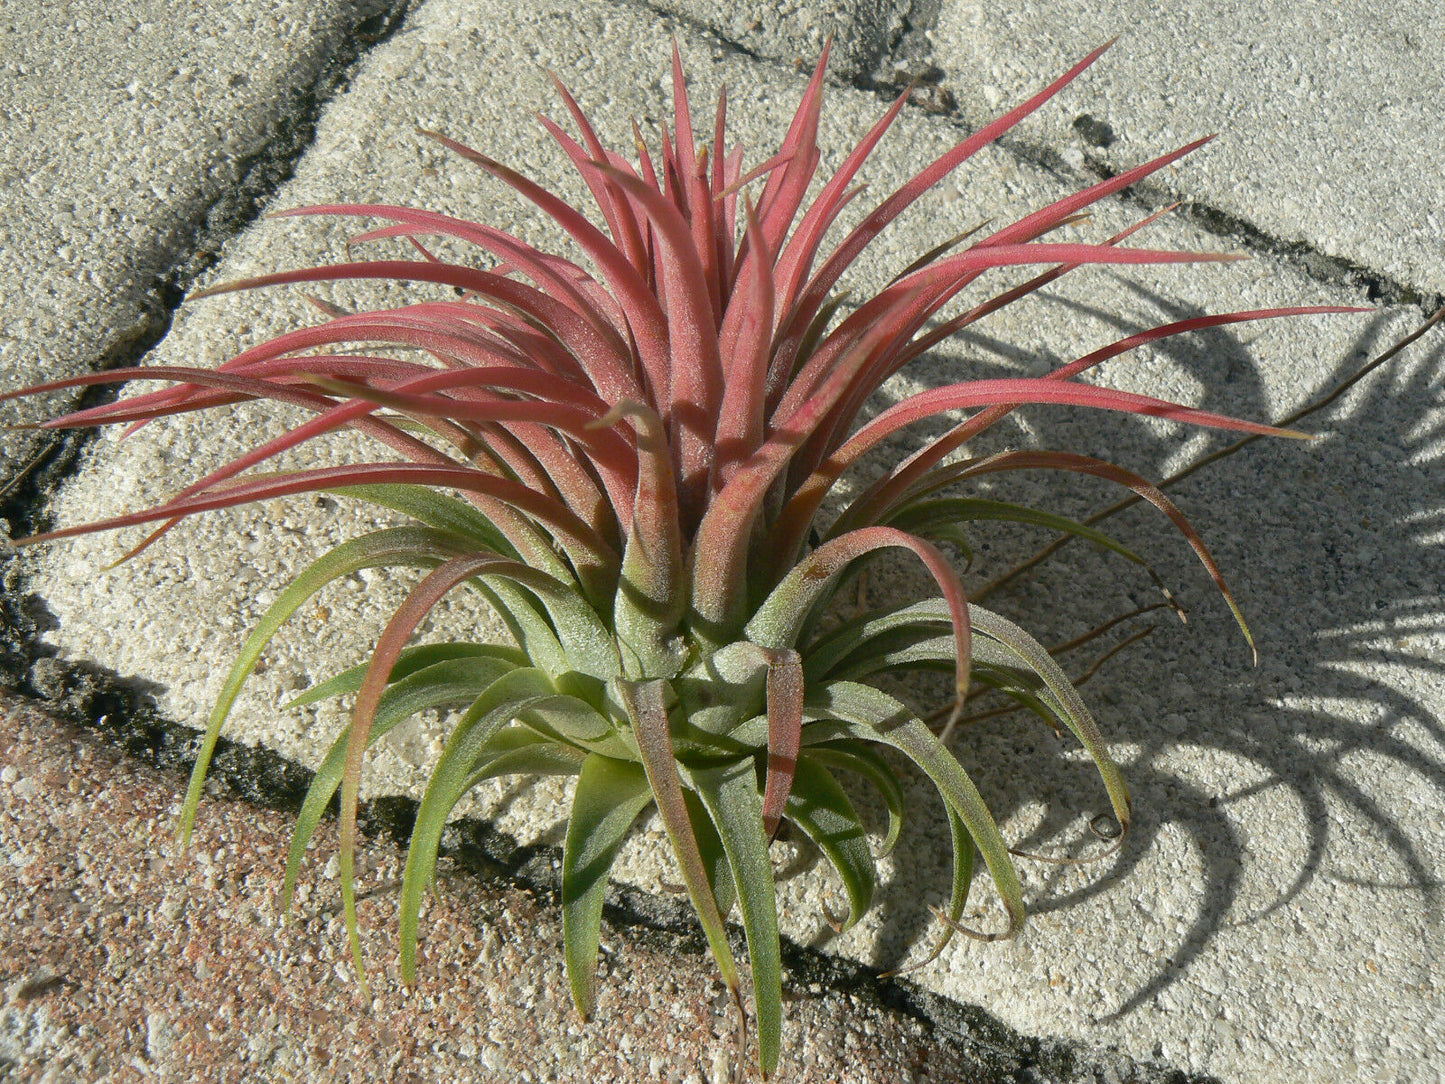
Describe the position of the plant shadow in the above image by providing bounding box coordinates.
[855,294,1445,1019]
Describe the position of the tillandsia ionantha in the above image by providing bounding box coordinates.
[4,39,1361,1078]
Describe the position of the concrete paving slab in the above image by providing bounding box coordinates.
[0,0,406,492]
[648,0,907,81]
[5,0,1444,1081]
[926,1,1445,301]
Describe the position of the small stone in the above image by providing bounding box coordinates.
[708,1048,732,1084]
[157,888,187,924]
[146,1011,178,1062]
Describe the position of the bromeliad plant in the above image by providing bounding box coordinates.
[6,41,1355,1077]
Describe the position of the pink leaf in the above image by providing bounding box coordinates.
[712,199,776,488]
[337,552,517,984]
[591,164,727,526]
[758,648,804,840]
[779,40,1118,361]
[834,305,1367,535]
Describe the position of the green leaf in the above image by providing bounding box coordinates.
[965,670,1066,729]
[283,642,526,709]
[513,702,635,760]
[399,669,584,980]
[470,579,569,676]
[804,682,1025,943]
[686,758,783,1078]
[902,801,976,972]
[968,607,1131,835]
[808,623,957,682]
[746,530,970,713]
[328,483,520,559]
[885,496,1149,569]
[684,788,736,920]
[512,697,614,746]
[481,571,622,682]
[812,622,1059,689]
[619,679,743,1024]
[832,599,1130,835]
[799,741,906,857]
[562,755,654,1018]
[802,600,1006,681]
[279,653,519,913]
[460,725,589,790]
[462,567,621,685]
[332,463,605,599]
[784,758,876,930]
[671,641,771,747]
[177,526,478,846]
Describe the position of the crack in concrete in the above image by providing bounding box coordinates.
[995,133,1441,315]
[642,0,1441,320]
[861,21,1442,318]
[1,0,420,543]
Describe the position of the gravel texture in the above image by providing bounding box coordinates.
[0,695,954,1083]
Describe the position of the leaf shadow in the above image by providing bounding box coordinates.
[859,297,1445,1017]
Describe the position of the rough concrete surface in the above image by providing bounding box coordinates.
[0,0,407,488]
[928,0,1445,301]
[2,0,1442,1082]
[648,0,909,82]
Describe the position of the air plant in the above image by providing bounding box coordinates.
[4,40,1357,1078]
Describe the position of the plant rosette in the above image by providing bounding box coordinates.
[3,39,1362,1079]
